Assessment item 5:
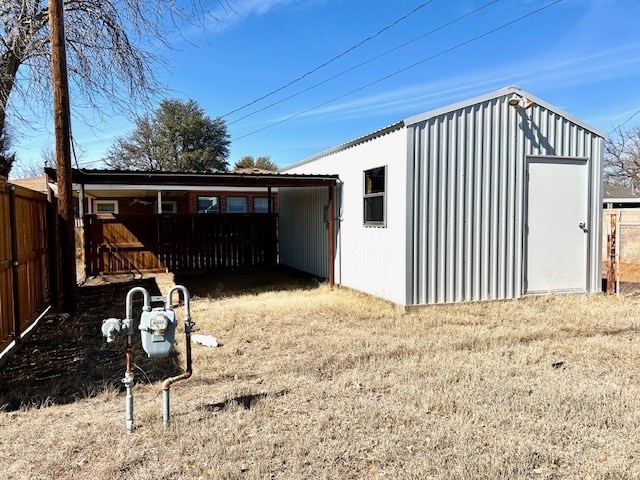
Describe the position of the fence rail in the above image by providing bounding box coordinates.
[83,213,278,276]
[0,179,52,355]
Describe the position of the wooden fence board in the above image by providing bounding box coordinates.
[0,179,51,354]
[83,213,278,275]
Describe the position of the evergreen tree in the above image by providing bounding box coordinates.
[105,99,230,172]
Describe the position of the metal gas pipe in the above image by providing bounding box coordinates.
[123,287,151,434]
[161,285,194,428]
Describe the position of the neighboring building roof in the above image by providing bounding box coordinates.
[9,176,48,193]
[233,167,278,174]
[283,85,606,172]
[603,183,640,203]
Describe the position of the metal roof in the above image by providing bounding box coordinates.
[405,85,606,137]
[281,121,405,171]
[44,167,339,188]
[282,86,606,172]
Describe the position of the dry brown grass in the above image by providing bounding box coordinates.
[2,271,640,479]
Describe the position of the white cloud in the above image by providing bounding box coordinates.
[210,0,315,30]
[260,41,640,126]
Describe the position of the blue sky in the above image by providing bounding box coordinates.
[11,0,640,175]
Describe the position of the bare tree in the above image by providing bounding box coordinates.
[0,0,230,175]
[605,125,640,187]
[11,147,57,178]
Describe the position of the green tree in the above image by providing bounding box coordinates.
[105,99,230,172]
[234,155,278,172]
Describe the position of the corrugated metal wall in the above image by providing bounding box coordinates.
[407,94,602,305]
[279,187,329,278]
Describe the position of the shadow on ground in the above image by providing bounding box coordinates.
[0,278,180,411]
[174,266,322,299]
[0,267,322,411]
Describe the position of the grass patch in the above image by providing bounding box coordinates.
[2,272,640,479]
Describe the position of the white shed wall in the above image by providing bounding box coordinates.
[280,127,409,304]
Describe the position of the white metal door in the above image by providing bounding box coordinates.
[526,157,588,293]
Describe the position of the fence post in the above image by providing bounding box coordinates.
[615,210,621,295]
[7,185,22,344]
[46,198,60,308]
[606,213,617,295]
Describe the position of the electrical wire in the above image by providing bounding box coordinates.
[608,108,640,134]
[221,0,436,118]
[233,0,564,142]
[228,0,500,126]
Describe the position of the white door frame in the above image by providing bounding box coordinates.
[524,156,590,294]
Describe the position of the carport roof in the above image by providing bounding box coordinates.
[44,167,339,188]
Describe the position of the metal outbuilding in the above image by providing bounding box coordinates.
[279,86,604,307]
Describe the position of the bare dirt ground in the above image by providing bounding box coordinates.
[1,269,640,479]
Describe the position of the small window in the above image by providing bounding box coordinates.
[95,200,118,214]
[226,196,248,213]
[253,197,274,213]
[154,201,177,213]
[363,166,385,226]
[197,196,220,213]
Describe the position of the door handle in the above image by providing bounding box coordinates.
[579,222,588,233]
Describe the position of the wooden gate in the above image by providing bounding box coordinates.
[83,213,278,275]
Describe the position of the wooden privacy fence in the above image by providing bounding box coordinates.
[0,179,52,354]
[603,208,640,295]
[83,213,278,275]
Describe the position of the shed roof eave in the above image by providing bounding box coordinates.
[281,121,405,172]
[404,85,606,138]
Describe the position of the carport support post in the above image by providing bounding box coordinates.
[328,185,335,288]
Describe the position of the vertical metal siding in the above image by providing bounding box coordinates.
[409,96,602,305]
[279,187,329,278]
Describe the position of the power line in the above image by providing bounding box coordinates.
[221,0,436,119]
[608,108,640,134]
[234,0,563,142]
[228,0,500,126]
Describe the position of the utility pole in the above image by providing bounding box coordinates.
[49,0,77,314]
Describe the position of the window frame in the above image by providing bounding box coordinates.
[253,196,275,214]
[197,196,220,214]
[154,200,177,214]
[94,200,119,214]
[226,196,249,214]
[363,166,386,227]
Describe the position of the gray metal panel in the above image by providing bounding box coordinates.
[279,187,329,278]
[405,85,606,138]
[408,93,603,305]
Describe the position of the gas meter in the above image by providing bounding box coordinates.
[139,307,176,358]
[101,284,197,433]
